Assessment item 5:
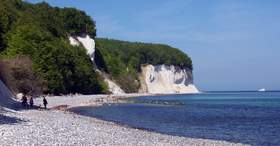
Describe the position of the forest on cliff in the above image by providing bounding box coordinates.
[0,0,192,95]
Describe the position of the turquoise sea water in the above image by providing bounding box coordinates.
[70,92,280,146]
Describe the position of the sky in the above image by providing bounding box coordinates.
[28,0,280,91]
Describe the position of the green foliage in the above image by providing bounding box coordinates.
[0,0,106,95]
[0,0,193,94]
[95,38,193,93]
[96,38,193,70]
[60,8,96,38]
[0,0,19,51]
[31,39,107,95]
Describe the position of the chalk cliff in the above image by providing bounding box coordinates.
[69,35,125,94]
[69,35,95,61]
[70,35,198,94]
[140,64,199,94]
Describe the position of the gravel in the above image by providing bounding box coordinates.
[0,95,249,146]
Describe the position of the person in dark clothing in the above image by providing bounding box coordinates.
[43,97,48,109]
[29,96,34,108]
[22,94,28,107]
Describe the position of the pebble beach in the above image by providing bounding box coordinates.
[0,95,249,146]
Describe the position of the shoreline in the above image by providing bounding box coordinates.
[33,93,153,110]
[0,94,249,146]
[34,92,201,110]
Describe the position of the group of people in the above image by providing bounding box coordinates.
[21,95,48,109]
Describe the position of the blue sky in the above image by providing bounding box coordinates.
[28,0,280,91]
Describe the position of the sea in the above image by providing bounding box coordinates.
[70,92,280,146]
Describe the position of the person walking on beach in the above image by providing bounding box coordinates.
[29,96,34,108]
[43,96,48,109]
[21,94,28,107]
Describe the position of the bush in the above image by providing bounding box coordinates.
[0,55,46,96]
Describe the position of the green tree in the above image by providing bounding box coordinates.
[0,0,106,95]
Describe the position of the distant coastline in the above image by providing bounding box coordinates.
[202,90,280,93]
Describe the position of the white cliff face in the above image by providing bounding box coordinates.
[95,69,125,94]
[69,35,125,94]
[69,35,198,94]
[69,35,95,61]
[104,78,125,94]
[69,36,80,46]
[140,64,199,94]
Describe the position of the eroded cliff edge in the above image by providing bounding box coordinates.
[69,35,199,94]
[140,64,199,94]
